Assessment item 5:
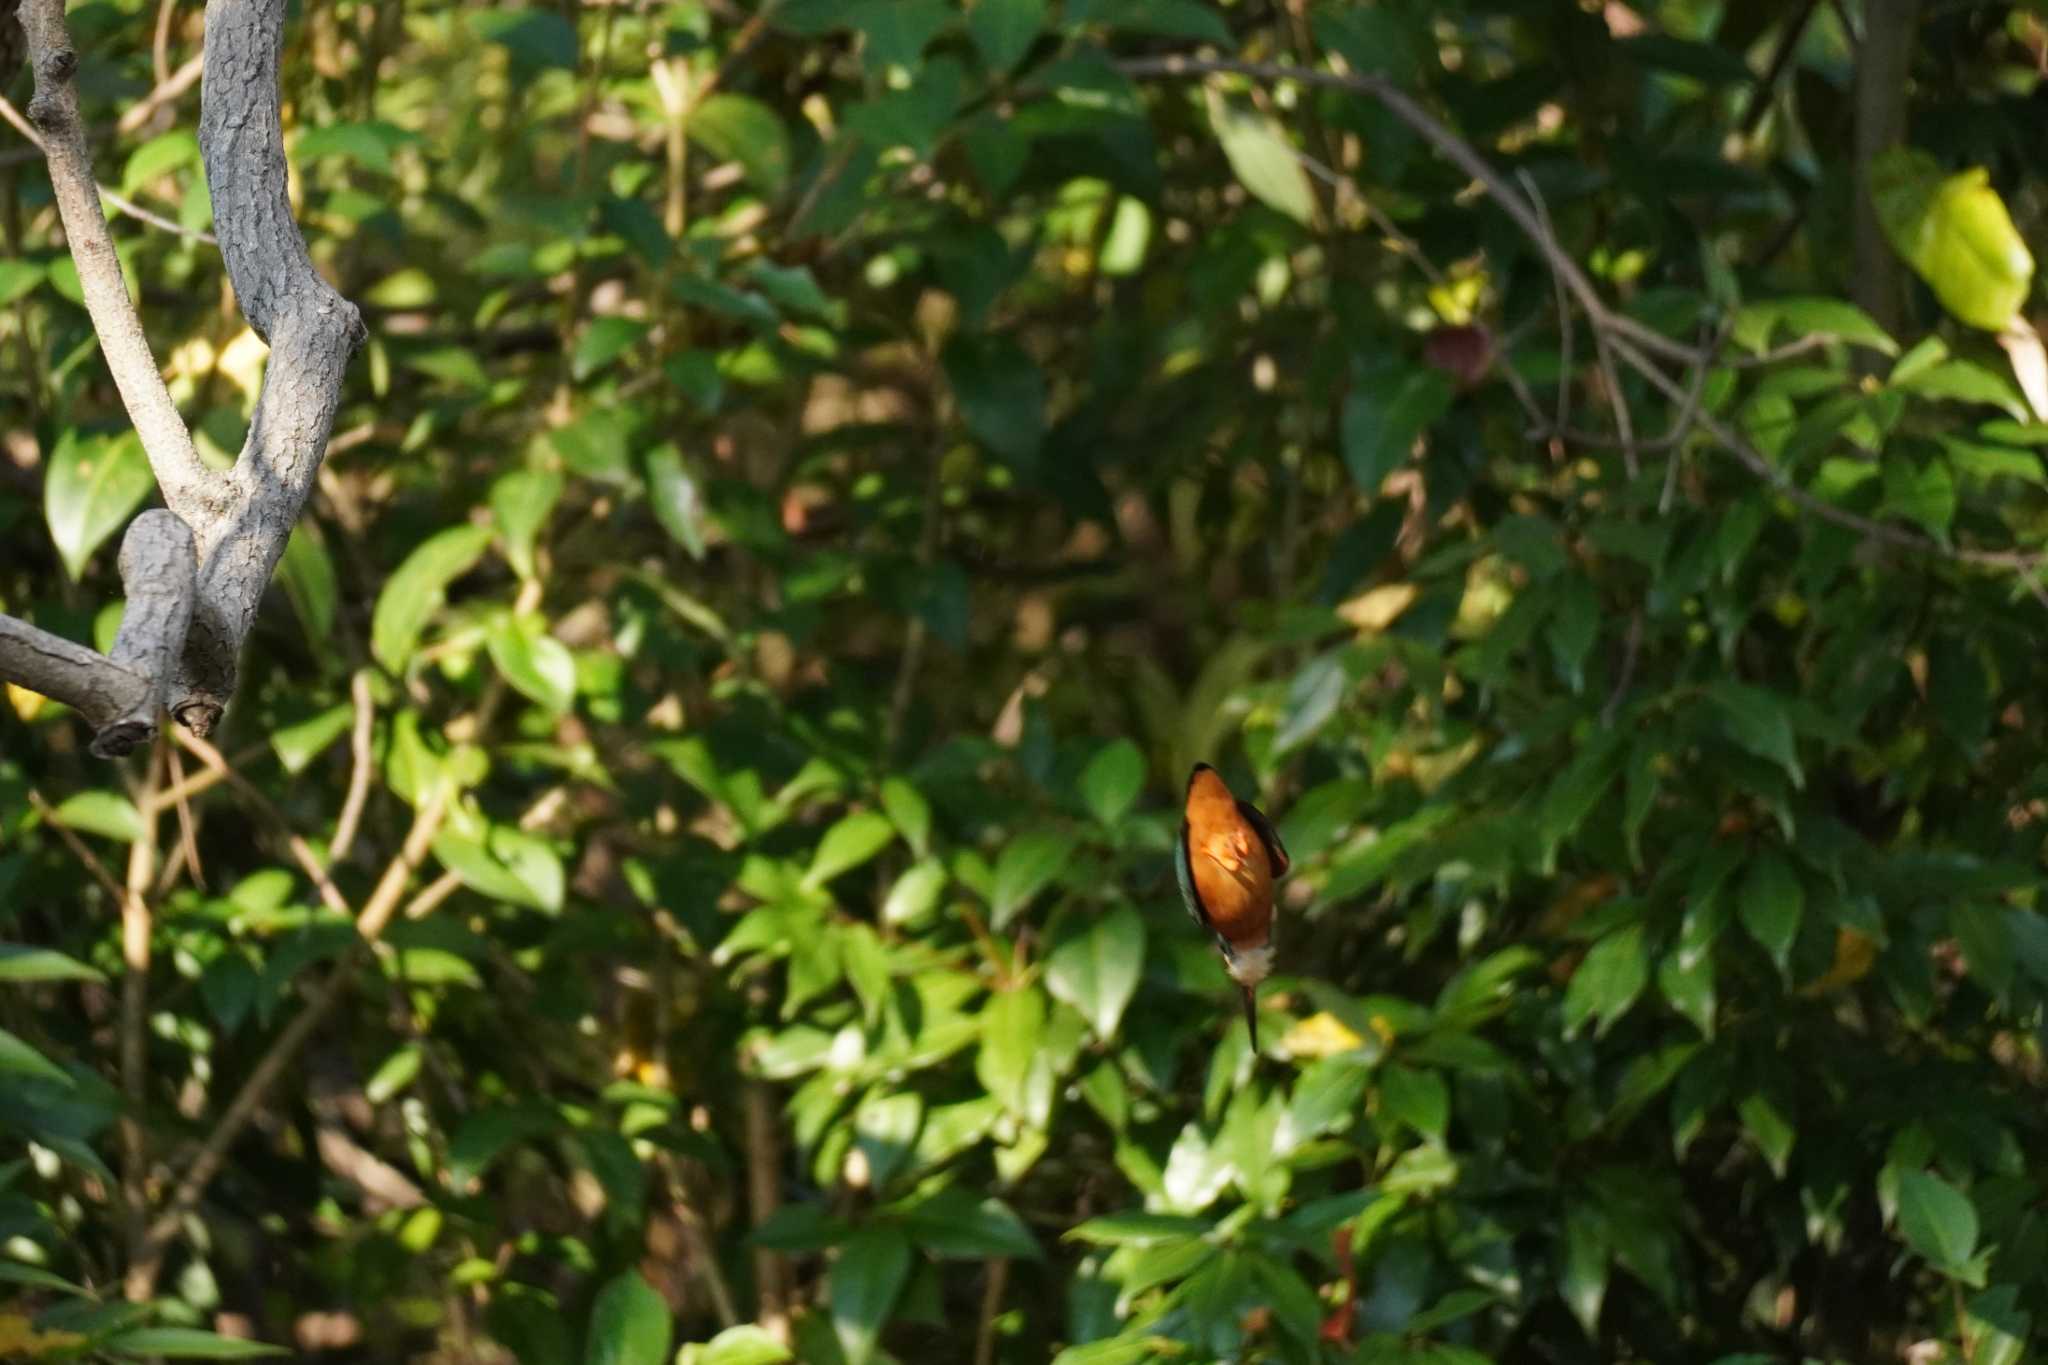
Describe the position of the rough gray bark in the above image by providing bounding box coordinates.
[0,0,362,755]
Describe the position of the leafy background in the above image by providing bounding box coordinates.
[6,0,2048,1362]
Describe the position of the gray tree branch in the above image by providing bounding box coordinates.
[0,512,195,757]
[173,0,366,735]
[0,0,362,753]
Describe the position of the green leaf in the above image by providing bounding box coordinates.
[488,613,577,714]
[697,1325,794,1365]
[0,1028,72,1086]
[1894,360,2030,420]
[1069,0,1233,42]
[573,317,649,381]
[1044,906,1145,1038]
[645,445,708,560]
[1561,924,1649,1039]
[103,1328,289,1358]
[51,789,145,842]
[0,1260,88,1294]
[689,95,791,195]
[371,524,494,672]
[366,1045,423,1104]
[891,1187,1043,1259]
[1378,1063,1449,1141]
[879,778,932,855]
[1730,296,1897,357]
[831,1225,912,1365]
[1341,367,1455,493]
[45,431,155,581]
[1560,1204,1609,1336]
[432,826,566,914]
[1211,99,1313,224]
[473,8,579,70]
[882,858,948,927]
[944,334,1046,469]
[1738,1091,1795,1177]
[1273,653,1349,756]
[802,811,897,891]
[1708,682,1802,787]
[0,944,107,983]
[1880,455,1957,538]
[1896,1170,1979,1272]
[584,1270,672,1365]
[490,469,563,581]
[1079,739,1146,825]
[448,1104,562,1187]
[0,259,45,305]
[1874,150,2034,332]
[1066,1211,1212,1246]
[976,986,1052,1126]
[278,527,340,656]
[122,130,200,194]
[969,0,1044,73]
[990,829,1073,927]
[1737,851,1803,975]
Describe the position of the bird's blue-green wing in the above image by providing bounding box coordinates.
[1175,821,1209,928]
[1236,799,1290,878]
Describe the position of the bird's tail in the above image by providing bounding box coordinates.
[1241,984,1259,1052]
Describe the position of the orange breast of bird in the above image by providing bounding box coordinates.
[1185,769,1275,948]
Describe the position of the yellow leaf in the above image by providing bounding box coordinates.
[1337,582,1418,633]
[217,326,270,406]
[0,1314,88,1356]
[7,683,47,722]
[1281,1011,1364,1058]
[1800,928,1877,997]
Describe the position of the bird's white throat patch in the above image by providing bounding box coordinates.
[1226,944,1273,987]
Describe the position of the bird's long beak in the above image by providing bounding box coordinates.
[1241,984,1259,1052]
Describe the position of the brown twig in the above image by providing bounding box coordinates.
[0,91,217,243]
[328,668,376,866]
[743,1080,792,1343]
[117,738,162,1300]
[160,739,205,891]
[134,781,452,1280]
[974,1257,1011,1365]
[25,787,132,907]
[172,729,352,917]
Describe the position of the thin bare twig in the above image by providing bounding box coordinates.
[1602,610,1645,728]
[118,739,162,1302]
[25,787,130,906]
[1518,170,1575,437]
[136,782,452,1276]
[172,729,352,918]
[0,91,217,243]
[327,669,376,866]
[120,50,205,137]
[160,740,206,891]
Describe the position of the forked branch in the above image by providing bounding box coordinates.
[0,0,363,755]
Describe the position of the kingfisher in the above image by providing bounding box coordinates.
[1176,763,1290,1049]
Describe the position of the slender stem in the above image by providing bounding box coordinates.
[118,740,162,1302]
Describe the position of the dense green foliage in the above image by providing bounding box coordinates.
[8,1,2048,1361]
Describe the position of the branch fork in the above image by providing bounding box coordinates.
[0,0,362,755]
